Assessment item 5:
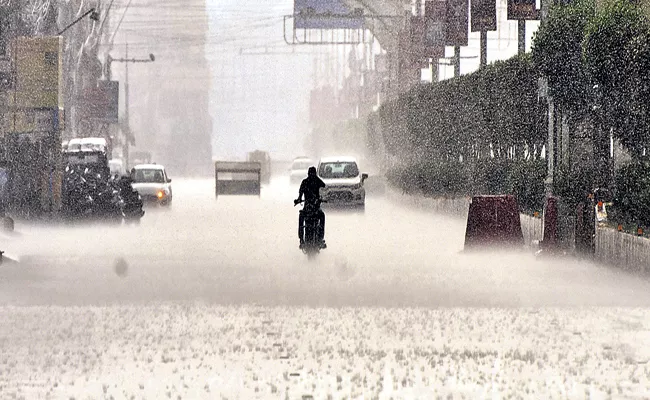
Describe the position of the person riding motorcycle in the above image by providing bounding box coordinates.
[294,166,326,249]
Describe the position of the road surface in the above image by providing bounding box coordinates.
[1,177,649,398]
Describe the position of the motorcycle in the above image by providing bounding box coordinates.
[294,198,326,259]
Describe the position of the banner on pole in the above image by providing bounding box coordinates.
[507,0,539,20]
[424,1,445,58]
[294,0,363,29]
[445,0,469,46]
[470,0,497,32]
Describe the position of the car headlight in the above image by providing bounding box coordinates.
[156,190,167,199]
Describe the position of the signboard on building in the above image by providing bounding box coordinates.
[81,80,119,123]
[446,0,469,46]
[294,0,363,29]
[11,108,60,134]
[424,1,446,58]
[410,17,428,65]
[12,36,64,109]
[471,0,497,32]
[507,0,539,20]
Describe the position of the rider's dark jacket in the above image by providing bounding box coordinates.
[299,175,326,204]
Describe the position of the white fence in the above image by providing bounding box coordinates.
[595,226,650,274]
[520,214,543,248]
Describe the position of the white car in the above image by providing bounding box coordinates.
[130,164,173,207]
[317,156,368,208]
[289,157,314,184]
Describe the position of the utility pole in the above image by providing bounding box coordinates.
[453,46,461,77]
[103,43,154,169]
[539,2,553,197]
[517,20,526,54]
[124,42,130,170]
[479,31,487,67]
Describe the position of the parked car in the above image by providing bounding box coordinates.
[130,164,173,207]
[317,156,367,208]
[290,157,314,184]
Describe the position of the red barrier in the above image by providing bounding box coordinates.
[464,195,524,249]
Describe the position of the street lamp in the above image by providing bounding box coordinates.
[58,8,100,35]
[103,53,155,80]
[100,47,156,168]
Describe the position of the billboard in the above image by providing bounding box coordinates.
[398,20,430,70]
[471,0,497,32]
[410,17,427,64]
[81,80,119,123]
[507,0,539,20]
[446,0,469,46]
[424,1,446,58]
[294,0,363,29]
[12,36,64,109]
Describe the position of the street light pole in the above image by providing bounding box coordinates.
[518,20,526,54]
[57,8,99,35]
[102,45,155,169]
[104,53,155,81]
[125,42,130,170]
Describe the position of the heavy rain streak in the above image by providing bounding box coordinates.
[1,0,650,398]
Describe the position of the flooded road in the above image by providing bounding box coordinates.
[2,177,650,398]
[2,176,650,308]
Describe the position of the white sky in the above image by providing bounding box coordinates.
[207,0,314,161]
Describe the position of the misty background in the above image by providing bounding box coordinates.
[107,0,540,170]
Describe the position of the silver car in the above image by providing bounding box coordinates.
[130,164,173,207]
[317,156,368,208]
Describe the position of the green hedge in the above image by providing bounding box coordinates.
[386,159,546,213]
[610,161,650,227]
[371,54,547,212]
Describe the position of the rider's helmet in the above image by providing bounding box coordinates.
[308,166,317,177]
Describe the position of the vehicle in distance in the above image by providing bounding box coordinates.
[290,157,314,184]
[247,150,271,185]
[109,158,127,177]
[130,164,172,207]
[317,156,368,208]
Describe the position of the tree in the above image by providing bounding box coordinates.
[583,0,650,157]
[531,0,594,116]
[613,161,650,226]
